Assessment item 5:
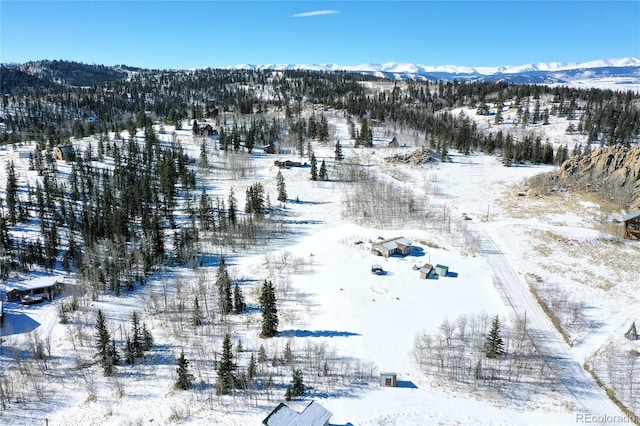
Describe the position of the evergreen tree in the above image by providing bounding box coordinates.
[216,333,237,395]
[233,282,246,314]
[5,160,18,225]
[125,336,135,365]
[276,170,287,202]
[284,341,293,365]
[493,105,504,124]
[142,322,154,351]
[484,315,504,359]
[95,310,110,358]
[318,159,328,181]
[227,188,237,225]
[199,189,214,231]
[502,135,513,167]
[247,352,257,382]
[259,279,279,338]
[199,140,209,169]
[95,309,116,375]
[286,368,304,399]
[285,385,293,401]
[192,296,204,327]
[334,140,344,161]
[310,153,318,181]
[109,339,121,368]
[131,311,144,359]
[258,344,267,363]
[175,350,195,390]
[317,114,329,143]
[359,117,373,147]
[216,257,233,315]
[245,182,265,215]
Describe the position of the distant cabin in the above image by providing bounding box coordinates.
[388,137,399,148]
[262,401,332,426]
[623,210,640,240]
[371,237,412,257]
[54,145,76,161]
[263,141,283,154]
[380,372,397,387]
[6,276,65,304]
[274,160,302,168]
[194,123,216,137]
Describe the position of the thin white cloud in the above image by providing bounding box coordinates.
[293,10,340,18]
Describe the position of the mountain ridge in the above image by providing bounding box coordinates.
[3,57,640,91]
[226,57,640,88]
[227,57,640,76]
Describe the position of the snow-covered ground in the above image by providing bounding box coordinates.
[0,114,638,425]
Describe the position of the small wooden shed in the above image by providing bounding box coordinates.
[380,372,397,387]
[419,263,434,279]
[435,264,449,277]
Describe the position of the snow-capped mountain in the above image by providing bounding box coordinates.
[229,57,640,89]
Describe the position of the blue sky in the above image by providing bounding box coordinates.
[1,1,639,69]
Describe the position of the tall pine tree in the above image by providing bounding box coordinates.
[175,350,195,390]
[216,257,233,315]
[310,153,318,181]
[318,159,328,181]
[95,309,118,376]
[484,315,504,359]
[259,279,278,338]
[216,333,237,395]
[233,283,246,314]
[334,140,344,161]
[276,170,287,202]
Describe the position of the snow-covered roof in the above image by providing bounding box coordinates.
[263,401,332,426]
[373,237,412,250]
[623,210,640,222]
[6,275,65,292]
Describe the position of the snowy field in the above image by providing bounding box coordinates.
[0,111,638,426]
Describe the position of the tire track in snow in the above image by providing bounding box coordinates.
[473,224,625,421]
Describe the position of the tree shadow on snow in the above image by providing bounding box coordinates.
[277,330,360,338]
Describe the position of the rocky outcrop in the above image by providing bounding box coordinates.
[384,148,438,166]
[557,145,640,210]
